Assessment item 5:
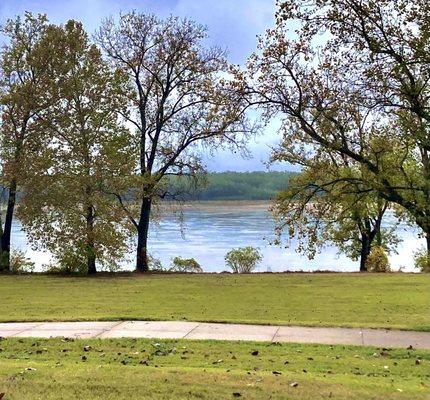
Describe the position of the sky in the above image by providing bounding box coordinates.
[0,0,291,172]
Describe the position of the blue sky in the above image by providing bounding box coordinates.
[0,0,290,172]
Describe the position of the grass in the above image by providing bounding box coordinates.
[1,273,429,331]
[0,337,428,400]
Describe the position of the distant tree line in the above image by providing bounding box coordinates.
[168,171,297,201]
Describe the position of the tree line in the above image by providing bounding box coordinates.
[1,0,429,274]
[169,171,298,201]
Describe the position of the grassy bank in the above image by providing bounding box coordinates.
[0,273,428,330]
[0,337,428,399]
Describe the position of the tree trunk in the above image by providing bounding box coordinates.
[86,204,96,275]
[359,234,371,272]
[136,196,152,273]
[0,179,17,272]
[426,231,430,258]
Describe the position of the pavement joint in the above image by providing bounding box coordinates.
[94,321,125,338]
[271,326,281,342]
[11,323,45,337]
[182,322,201,339]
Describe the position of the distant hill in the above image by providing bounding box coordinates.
[183,171,298,201]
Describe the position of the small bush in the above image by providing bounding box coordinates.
[42,263,71,275]
[225,246,262,273]
[414,248,430,273]
[148,254,164,271]
[57,250,88,274]
[10,249,35,274]
[366,246,390,272]
[170,256,203,273]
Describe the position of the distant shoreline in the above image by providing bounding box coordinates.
[161,199,272,213]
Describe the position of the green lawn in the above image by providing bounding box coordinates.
[1,273,429,330]
[0,337,428,399]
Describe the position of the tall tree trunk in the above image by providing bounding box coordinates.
[86,204,96,275]
[136,196,151,273]
[359,234,371,272]
[0,179,17,272]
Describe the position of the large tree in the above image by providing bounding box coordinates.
[97,13,253,272]
[249,0,430,256]
[18,20,134,274]
[0,13,53,271]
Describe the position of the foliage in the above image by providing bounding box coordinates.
[248,0,430,259]
[17,20,134,274]
[414,248,430,273]
[148,254,163,271]
[9,249,35,274]
[225,246,262,273]
[273,163,399,271]
[365,246,391,273]
[0,13,54,271]
[170,256,203,273]
[96,13,254,271]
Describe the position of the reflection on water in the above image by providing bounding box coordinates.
[12,202,423,272]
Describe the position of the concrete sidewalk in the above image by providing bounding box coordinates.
[1,321,429,349]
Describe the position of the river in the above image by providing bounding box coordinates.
[12,201,423,273]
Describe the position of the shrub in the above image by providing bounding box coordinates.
[56,250,88,274]
[225,246,262,273]
[414,248,430,273]
[148,254,163,271]
[365,246,390,272]
[42,263,71,275]
[170,256,203,273]
[10,249,35,274]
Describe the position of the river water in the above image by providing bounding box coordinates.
[12,201,423,273]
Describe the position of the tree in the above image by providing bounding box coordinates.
[0,13,53,271]
[96,13,253,272]
[272,160,399,271]
[249,0,430,257]
[18,20,134,274]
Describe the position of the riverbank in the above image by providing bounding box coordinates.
[1,274,428,331]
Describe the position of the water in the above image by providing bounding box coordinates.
[12,202,423,273]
